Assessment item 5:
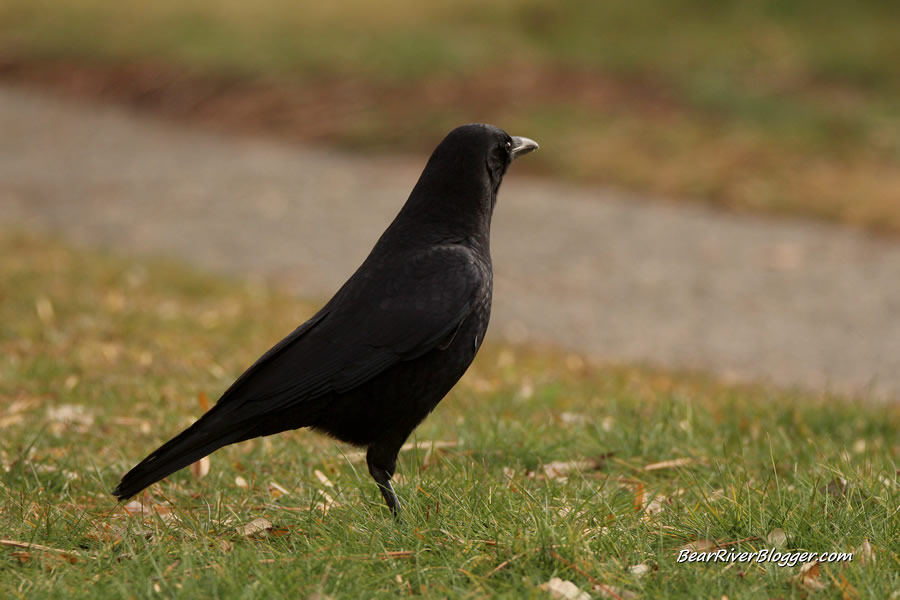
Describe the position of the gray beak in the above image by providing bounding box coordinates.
[510,136,539,159]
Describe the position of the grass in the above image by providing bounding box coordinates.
[1,231,898,599]
[1,0,899,232]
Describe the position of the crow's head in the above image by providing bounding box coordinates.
[399,124,538,237]
[436,124,539,193]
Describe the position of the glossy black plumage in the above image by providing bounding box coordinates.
[112,124,538,513]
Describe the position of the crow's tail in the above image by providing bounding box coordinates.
[112,411,249,499]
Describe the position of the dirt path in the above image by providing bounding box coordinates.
[2,86,898,400]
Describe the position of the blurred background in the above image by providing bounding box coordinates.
[3,4,900,590]
[1,0,899,398]
[2,0,898,229]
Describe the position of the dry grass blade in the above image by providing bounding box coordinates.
[485,546,538,578]
[401,440,457,452]
[715,536,760,549]
[541,459,605,481]
[314,469,334,488]
[267,481,289,498]
[0,539,88,562]
[380,550,414,559]
[261,503,307,512]
[641,457,704,471]
[676,539,718,553]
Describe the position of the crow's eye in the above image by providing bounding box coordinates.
[505,141,511,153]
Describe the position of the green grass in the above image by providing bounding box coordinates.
[1,0,899,232]
[1,231,898,598]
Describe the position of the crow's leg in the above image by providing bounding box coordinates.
[366,443,402,516]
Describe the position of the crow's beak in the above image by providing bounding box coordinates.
[510,136,539,159]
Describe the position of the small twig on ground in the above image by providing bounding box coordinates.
[485,548,536,578]
[0,539,90,561]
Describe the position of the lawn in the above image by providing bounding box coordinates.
[1,0,899,232]
[1,231,897,598]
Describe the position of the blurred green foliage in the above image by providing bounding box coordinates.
[4,0,898,86]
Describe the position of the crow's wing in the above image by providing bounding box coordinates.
[214,246,484,416]
[111,246,485,499]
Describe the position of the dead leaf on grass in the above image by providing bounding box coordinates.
[0,414,24,429]
[8,399,39,414]
[35,296,54,323]
[46,404,94,426]
[790,560,827,592]
[539,577,591,600]
[855,538,875,565]
[239,517,273,538]
[642,495,669,520]
[632,482,644,513]
[628,563,652,577]
[190,456,210,480]
[820,477,849,498]
[109,416,152,434]
[766,528,787,549]
[121,500,173,516]
[593,584,638,600]
[559,412,589,426]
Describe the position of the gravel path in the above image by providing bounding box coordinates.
[2,87,898,401]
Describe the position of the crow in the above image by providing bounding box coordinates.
[112,124,538,514]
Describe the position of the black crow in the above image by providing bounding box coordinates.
[112,124,538,514]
